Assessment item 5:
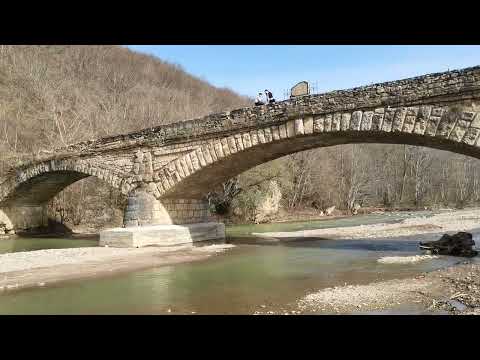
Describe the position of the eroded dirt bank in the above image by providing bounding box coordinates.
[0,244,235,293]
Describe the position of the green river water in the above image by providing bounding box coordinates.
[0,211,476,314]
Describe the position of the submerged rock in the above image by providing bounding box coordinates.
[419,232,478,257]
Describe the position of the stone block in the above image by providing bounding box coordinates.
[360,111,373,131]
[221,138,232,156]
[331,113,341,132]
[234,134,244,151]
[425,116,441,136]
[196,149,207,167]
[341,113,351,131]
[392,107,407,132]
[272,126,280,140]
[324,114,332,132]
[242,133,252,148]
[449,120,469,142]
[436,110,459,138]
[463,127,480,145]
[313,117,324,132]
[350,111,363,131]
[257,129,266,144]
[208,143,218,162]
[470,113,480,129]
[214,141,225,158]
[202,147,213,164]
[227,136,238,153]
[250,131,259,146]
[188,152,200,171]
[263,128,273,142]
[286,120,295,137]
[303,116,314,134]
[99,223,226,247]
[381,108,395,132]
[371,108,385,131]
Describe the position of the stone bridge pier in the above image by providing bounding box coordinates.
[99,188,225,247]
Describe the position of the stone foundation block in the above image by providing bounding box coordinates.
[99,222,225,248]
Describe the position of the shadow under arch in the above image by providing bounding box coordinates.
[0,164,127,233]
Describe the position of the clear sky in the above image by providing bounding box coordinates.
[126,45,480,100]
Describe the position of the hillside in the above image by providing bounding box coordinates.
[0,45,249,159]
[0,45,250,230]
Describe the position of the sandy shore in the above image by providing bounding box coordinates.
[0,244,235,293]
[252,209,480,240]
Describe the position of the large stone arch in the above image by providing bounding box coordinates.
[111,104,480,236]
[152,105,480,200]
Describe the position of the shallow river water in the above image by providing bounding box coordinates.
[0,211,473,314]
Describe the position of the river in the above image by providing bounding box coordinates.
[0,211,470,314]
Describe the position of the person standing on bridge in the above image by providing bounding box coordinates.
[255,92,265,106]
[265,89,275,104]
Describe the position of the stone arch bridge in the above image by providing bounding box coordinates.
[2,66,480,246]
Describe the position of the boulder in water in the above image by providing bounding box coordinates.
[419,232,478,257]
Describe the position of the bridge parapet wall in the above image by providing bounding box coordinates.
[54,66,480,156]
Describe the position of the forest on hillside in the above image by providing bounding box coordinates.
[0,45,249,229]
[1,45,480,230]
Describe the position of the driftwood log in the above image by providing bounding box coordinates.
[419,232,478,257]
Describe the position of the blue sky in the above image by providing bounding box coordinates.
[126,45,480,100]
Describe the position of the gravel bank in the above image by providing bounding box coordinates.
[252,209,480,240]
[298,277,431,313]
[295,262,480,315]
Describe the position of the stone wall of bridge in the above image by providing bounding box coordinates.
[55,65,480,156]
[150,104,480,199]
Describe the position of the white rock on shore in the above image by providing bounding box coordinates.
[377,255,439,264]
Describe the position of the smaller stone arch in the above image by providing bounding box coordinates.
[0,158,130,233]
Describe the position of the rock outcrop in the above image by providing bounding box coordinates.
[253,181,282,224]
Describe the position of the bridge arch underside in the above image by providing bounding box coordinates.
[0,168,124,233]
[1,171,90,207]
[164,130,480,199]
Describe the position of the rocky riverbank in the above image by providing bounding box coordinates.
[252,208,480,240]
[296,261,480,315]
[250,208,480,315]
[251,261,480,315]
